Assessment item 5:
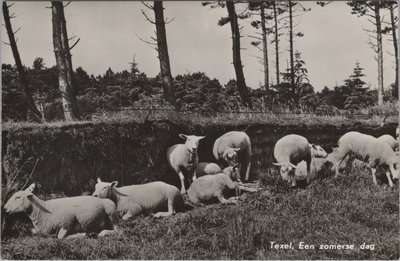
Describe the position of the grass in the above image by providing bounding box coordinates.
[1,165,399,260]
[2,109,398,132]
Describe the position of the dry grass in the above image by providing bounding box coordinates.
[2,165,398,260]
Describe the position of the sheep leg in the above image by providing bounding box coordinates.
[57,228,69,239]
[245,162,252,181]
[98,229,116,237]
[306,160,311,184]
[192,170,197,182]
[386,171,394,187]
[178,171,186,194]
[217,195,237,204]
[371,167,378,186]
[122,213,133,220]
[334,155,348,178]
[66,233,87,239]
[237,184,258,193]
[152,198,175,218]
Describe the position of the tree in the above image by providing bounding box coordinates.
[348,1,385,105]
[2,2,43,122]
[382,1,398,92]
[272,1,285,85]
[141,2,176,106]
[51,1,80,121]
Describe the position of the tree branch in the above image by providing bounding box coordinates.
[141,9,155,24]
[69,38,80,51]
[164,17,175,24]
[13,27,21,35]
[141,1,154,10]
[63,1,71,8]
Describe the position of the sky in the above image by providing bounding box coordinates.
[1,1,397,91]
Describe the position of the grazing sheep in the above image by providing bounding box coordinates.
[93,178,184,219]
[167,134,205,194]
[333,131,400,187]
[4,183,117,239]
[213,131,252,181]
[197,162,223,177]
[377,134,398,151]
[187,173,258,205]
[273,134,327,187]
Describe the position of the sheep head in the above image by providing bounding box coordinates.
[223,163,241,182]
[310,144,328,158]
[179,134,205,154]
[93,178,119,198]
[222,147,240,166]
[4,184,36,214]
[273,162,296,180]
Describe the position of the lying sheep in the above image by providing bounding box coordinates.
[93,178,184,219]
[187,172,258,205]
[197,162,222,177]
[333,131,400,187]
[273,134,327,187]
[4,183,117,239]
[377,134,398,151]
[213,131,252,181]
[167,134,205,194]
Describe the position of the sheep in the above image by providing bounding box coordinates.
[187,172,258,205]
[4,183,118,239]
[93,178,184,219]
[273,134,327,187]
[333,131,400,187]
[213,131,252,181]
[167,134,205,194]
[377,134,398,151]
[197,162,222,177]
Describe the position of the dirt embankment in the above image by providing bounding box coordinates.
[2,119,397,197]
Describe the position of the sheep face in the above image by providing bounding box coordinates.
[273,162,296,180]
[93,179,118,198]
[222,147,240,166]
[224,164,241,181]
[310,144,328,158]
[4,190,34,214]
[179,134,205,153]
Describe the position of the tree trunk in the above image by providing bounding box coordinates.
[3,2,43,122]
[389,5,398,90]
[273,1,280,85]
[374,3,384,105]
[52,1,79,121]
[260,4,269,90]
[288,1,295,87]
[154,1,176,106]
[226,1,253,109]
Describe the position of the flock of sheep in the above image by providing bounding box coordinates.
[4,129,399,240]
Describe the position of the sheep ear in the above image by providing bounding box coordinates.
[25,183,35,193]
[97,177,102,183]
[273,162,281,166]
[179,134,187,140]
[110,181,118,187]
[233,148,240,152]
[290,163,297,169]
[232,163,239,169]
[310,144,316,149]
[198,136,205,140]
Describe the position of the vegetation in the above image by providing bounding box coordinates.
[2,165,398,260]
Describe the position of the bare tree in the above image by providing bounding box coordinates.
[2,2,43,122]
[141,1,176,106]
[382,1,398,90]
[348,1,386,105]
[51,1,80,121]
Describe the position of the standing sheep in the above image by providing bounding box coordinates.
[187,172,258,205]
[333,131,400,187]
[213,131,252,181]
[93,178,184,219]
[273,134,327,187]
[4,183,117,239]
[167,134,205,194]
[377,134,398,151]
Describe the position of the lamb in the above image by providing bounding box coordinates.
[4,183,117,239]
[333,131,400,187]
[167,134,205,194]
[187,172,258,205]
[93,178,184,219]
[197,162,222,177]
[213,131,252,181]
[377,134,398,151]
[273,134,327,187]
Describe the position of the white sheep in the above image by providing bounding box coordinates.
[377,134,398,151]
[197,162,222,177]
[4,183,118,239]
[213,131,252,181]
[273,134,327,187]
[167,134,205,194]
[333,131,400,187]
[93,178,184,219]
[187,173,258,205]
